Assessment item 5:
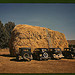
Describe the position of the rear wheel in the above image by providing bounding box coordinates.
[27,58,31,62]
[39,58,42,61]
[31,54,33,60]
[56,57,60,60]
[71,54,75,59]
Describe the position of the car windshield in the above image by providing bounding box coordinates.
[42,49,47,52]
[55,48,61,53]
[23,49,29,51]
[55,48,61,51]
[70,48,74,51]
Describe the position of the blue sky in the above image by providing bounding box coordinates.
[0,3,75,40]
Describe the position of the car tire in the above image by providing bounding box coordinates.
[71,54,75,59]
[40,58,42,61]
[16,55,20,61]
[23,53,29,60]
[43,52,48,58]
[27,58,31,62]
[31,54,33,60]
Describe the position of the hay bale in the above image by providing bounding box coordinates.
[9,24,68,56]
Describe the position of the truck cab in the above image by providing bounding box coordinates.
[33,48,51,61]
[62,48,75,59]
[16,48,32,61]
[48,48,64,59]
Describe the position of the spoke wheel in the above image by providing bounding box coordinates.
[23,53,29,60]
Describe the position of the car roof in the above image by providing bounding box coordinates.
[49,48,61,49]
[64,48,72,49]
[35,48,48,49]
[19,48,31,49]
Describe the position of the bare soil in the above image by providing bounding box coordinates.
[0,48,75,73]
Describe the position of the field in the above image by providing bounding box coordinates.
[0,48,75,73]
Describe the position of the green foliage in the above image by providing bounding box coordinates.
[0,21,9,48]
[0,21,15,48]
[5,22,15,36]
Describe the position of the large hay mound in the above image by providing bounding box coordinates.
[9,24,68,56]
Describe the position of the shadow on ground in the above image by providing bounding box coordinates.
[0,54,15,57]
[10,59,30,62]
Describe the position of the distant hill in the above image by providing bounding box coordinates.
[67,40,75,45]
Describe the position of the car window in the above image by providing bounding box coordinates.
[67,49,70,51]
[42,49,47,52]
[71,48,74,51]
[35,49,40,51]
[55,48,61,51]
[23,49,29,51]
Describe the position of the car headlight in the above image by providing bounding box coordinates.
[40,54,42,56]
[53,54,56,55]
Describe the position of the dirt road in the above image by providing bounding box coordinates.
[0,49,75,73]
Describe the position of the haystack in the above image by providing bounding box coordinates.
[9,24,68,56]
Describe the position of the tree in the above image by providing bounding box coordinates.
[0,21,9,48]
[5,22,15,36]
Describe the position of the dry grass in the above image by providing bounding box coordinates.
[9,24,68,56]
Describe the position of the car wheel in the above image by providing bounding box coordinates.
[40,58,42,61]
[71,54,75,59]
[27,58,31,62]
[23,53,29,60]
[31,54,33,60]
[16,55,20,61]
[56,58,60,60]
[43,52,48,58]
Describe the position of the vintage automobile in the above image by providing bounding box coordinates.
[48,48,64,59]
[16,48,32,61]
[33,48,51,61]
[62,48,75,59]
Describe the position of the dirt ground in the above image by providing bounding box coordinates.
[0,48,75,73]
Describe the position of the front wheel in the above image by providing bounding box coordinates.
[16,55,20,61]
[43,52,48,58]
[23,53,29,60]
[56,58,60,60]
[27,58,31,62]
[71,54,75,59]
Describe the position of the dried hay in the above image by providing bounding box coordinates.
[9,24,68,56]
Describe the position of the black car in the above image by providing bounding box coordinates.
[62,48,75,59]
[48,48,64,59]
[33,48,51,61]
[16,48,32,61]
